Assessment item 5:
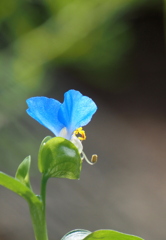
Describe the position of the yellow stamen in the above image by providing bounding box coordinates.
[74,127,86,141]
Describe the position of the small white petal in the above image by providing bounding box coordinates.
[58,127,68,138]
[70,135,83,153]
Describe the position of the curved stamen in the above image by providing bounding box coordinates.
[81,151,98,165]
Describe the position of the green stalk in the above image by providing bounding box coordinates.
[29,174,49,240]
[40,174,48,218]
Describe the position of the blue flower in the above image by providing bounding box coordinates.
[26,89,97,153]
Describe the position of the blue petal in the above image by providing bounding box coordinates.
[58,90,97,137]
[26,97,64,136]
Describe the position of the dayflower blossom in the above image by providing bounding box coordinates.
[26,89,97,154]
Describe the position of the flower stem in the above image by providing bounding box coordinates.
[40,174,48,216]
[29,174,49,240]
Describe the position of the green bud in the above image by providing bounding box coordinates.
[15,155,32,189]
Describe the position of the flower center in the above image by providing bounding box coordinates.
[73,127,86,141]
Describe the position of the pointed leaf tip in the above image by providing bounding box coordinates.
[83,230,144,240]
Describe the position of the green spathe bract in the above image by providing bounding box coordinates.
[38,136,82,179]
[61,229,144,240]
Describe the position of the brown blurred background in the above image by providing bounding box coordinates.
[0,0,165,240]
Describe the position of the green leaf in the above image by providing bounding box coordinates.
[61,229,91,240]
[38,137,82,180]
[0,171,41,204]
[15,155,32,189]
[84,230,144,240]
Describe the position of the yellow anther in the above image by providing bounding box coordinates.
[91,154,98,163]
[74,127,86,141]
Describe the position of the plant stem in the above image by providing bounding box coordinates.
[40,174,48,217]
[29,174,49,240]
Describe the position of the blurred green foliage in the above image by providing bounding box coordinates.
[0,0,159,172]
[0,0,158,91]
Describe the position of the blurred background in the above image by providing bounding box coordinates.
[0,0,165,240]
